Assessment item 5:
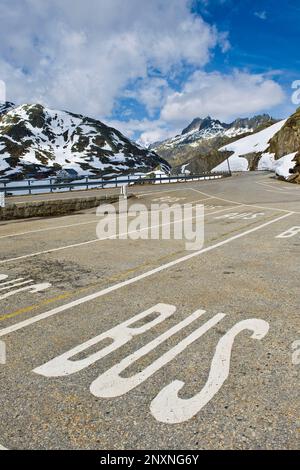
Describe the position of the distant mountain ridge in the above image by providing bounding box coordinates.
[180,114,273,137]
[152,114,277,171]
[0,102,170,180]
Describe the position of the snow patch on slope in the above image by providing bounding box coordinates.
[273,153,297,178]
[213,120,287,173]
[220,120,287,156]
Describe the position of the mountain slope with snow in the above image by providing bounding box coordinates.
[212,108,300,182]
[155,115,275,151]
[152,114,277,170]
[213,120,287,172]
[0,103,169,180]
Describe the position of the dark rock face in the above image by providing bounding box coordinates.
[181,118,204,135]
[288,152,300,184]
[0,102,170,180]
[0,102,15,116]
[267,108,300,159]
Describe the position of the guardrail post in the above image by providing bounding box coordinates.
[28,180,32,195]
[0,191,5,208]
[50,179,53,193]
[86,176,89,190]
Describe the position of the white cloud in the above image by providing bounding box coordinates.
[0,0,286,146]
[106,69,286,145]
[160,70,285,126]
[106,118,179,147]
[0,0,224,117]
[254,11,267,20]
[128,78,170,117]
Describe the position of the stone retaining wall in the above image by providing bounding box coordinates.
[0,194,124,221]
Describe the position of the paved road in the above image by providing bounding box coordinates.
[0,172,299,450]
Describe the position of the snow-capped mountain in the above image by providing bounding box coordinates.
[152,114,277,170]
[0,103,169,180]
[154,115,275,151]
[213,107,300,182]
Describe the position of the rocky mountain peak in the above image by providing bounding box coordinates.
[0,101,15,116]
[0,102,170,180]
[181,117,204,135]
[267,107,300,159]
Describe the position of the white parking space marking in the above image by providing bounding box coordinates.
[136,187,206,198]
[0,205,238,264]
[292,341,300,365]
[0,218,100,240]
[190,187,298,213]
[215,212,265,220]
[0,340,5,364]
[0,197,209,240]
[0,211,292,340]
[256,181,300,194]
[0,279,34,291]
[151,196,186,203]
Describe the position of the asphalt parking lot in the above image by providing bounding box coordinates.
[0,172,299,450]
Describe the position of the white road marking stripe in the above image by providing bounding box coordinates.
[0,205,238,264]
[0,219,99,240]
[256,181,298,192]
[0,444,7,450]
[0,277,24,286]
[190,187,297,213]
[0,197,211,240]
[0,211,292,339]
[135,187,199,197]
[0,279,33,291]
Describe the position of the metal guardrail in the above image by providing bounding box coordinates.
[0,171,231,196]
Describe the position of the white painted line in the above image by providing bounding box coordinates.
[256,181,298,192]
[0,211,292,339]
[0,205,238,264]
[136,187,198,197]
[256,183,296,195]
[0,279,33,291]
[0,219,100,240]
[0,197,210,240]
[190,188,297,214]
[0,277,25,286]
[256,182,285,192]
[0,444,7,450]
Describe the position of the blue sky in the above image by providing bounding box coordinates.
[196,0,299,100]
[0,0,299,145]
